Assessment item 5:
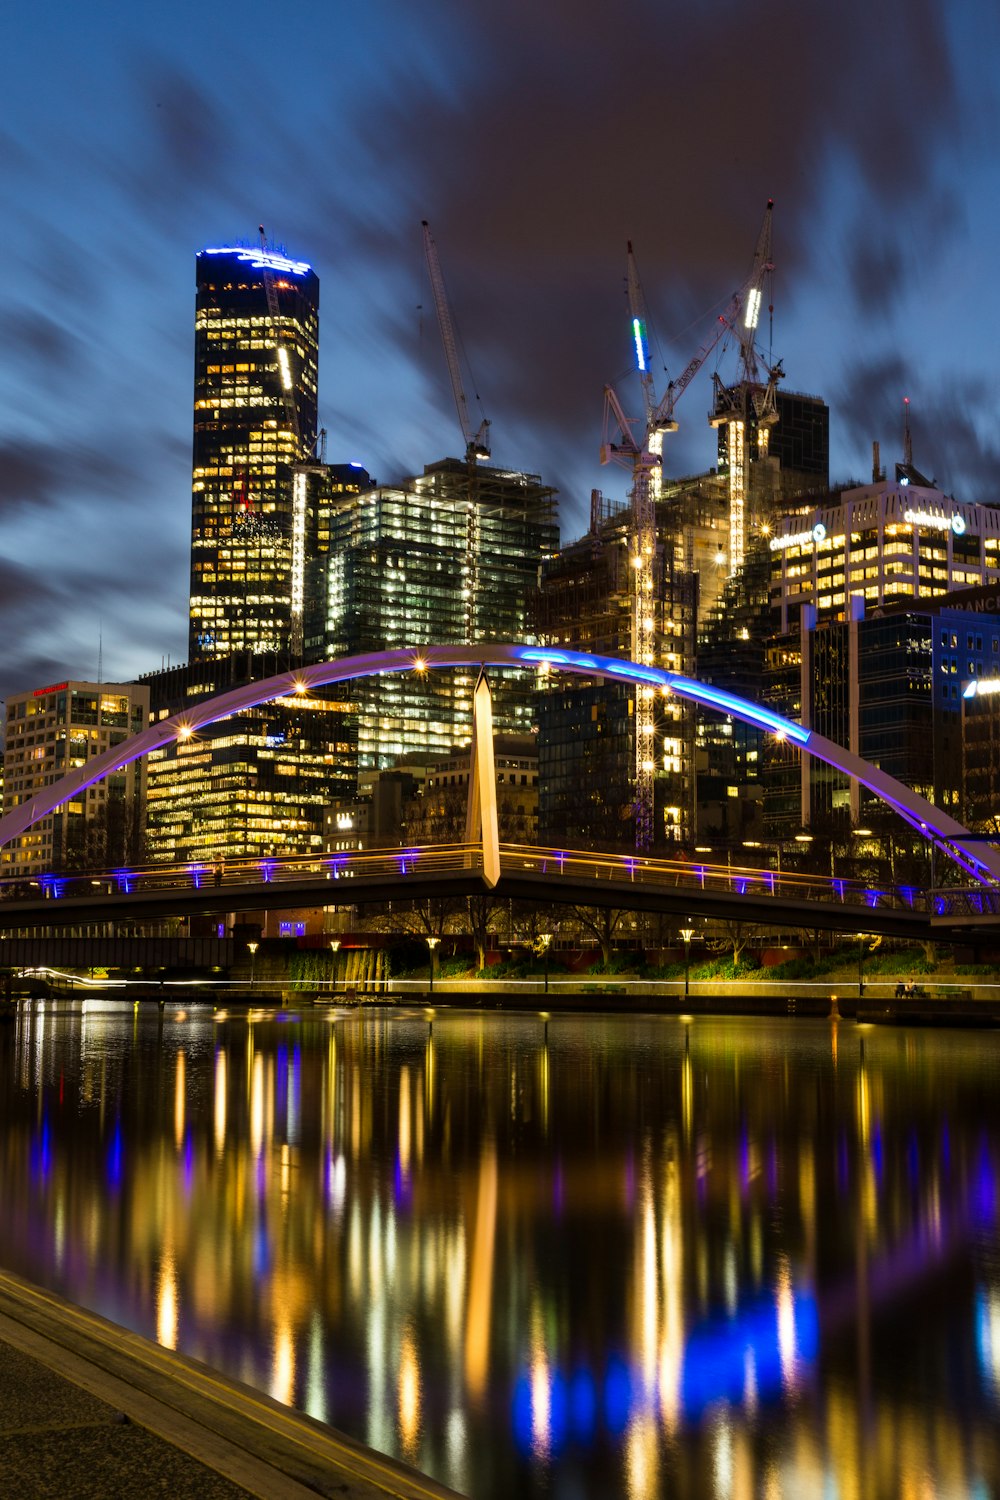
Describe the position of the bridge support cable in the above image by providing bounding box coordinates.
[465,669,500,888]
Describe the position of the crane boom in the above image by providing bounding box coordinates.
[422,221,490,462]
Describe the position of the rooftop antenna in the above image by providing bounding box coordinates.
[903,396,913,470]
[97,618,103,685]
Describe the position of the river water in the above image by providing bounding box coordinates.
[1,1002,998,1498]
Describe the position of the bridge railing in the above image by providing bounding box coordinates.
[0,841,936,913]
[929,887,1000,920]
[500,844,930,912]
[0,844,484,904]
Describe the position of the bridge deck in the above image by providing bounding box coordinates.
[0,843,976,940]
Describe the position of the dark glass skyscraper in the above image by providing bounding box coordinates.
[189,244,319,662]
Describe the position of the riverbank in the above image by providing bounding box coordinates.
[0,1267,463,1499]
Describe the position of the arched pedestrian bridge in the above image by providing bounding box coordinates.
[1,645,997,929]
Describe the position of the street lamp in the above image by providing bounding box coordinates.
[680,926,695,1000]
[856,932,866,998]
[539,932,553,995]
[426,936,440,995]
[247,940,258,990]
[329,939,340,995]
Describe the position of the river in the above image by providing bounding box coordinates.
[0,1002,998,1498]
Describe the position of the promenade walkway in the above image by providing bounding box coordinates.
[0,1270,462,1500]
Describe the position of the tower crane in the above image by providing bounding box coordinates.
[255,226,315,655]
[421,221,491,463]
[706,201,778,578]
[600,203,778,848]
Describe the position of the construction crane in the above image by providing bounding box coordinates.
[600,204,778,848]
[706,201,779,578]
[421,221,491,463]
[258,225,312,655]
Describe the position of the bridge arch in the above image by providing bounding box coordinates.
[1,644,996,884]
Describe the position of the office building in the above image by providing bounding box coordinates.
[311,458,557,767]
[141,654,356,865]
[769,478,1000,633]
[1,681,149,877]
[189,242,320,662]
[763,581,1000,838]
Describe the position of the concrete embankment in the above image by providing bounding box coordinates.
[0,1268,464,1499]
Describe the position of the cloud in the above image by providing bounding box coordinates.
[835,353,1000,498]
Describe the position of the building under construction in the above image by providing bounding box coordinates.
[537,476,730,849]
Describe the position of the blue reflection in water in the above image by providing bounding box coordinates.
[682,1293,818,1420]
[254,1221,270,1279]
[182,1132,194,1195]
[975,1142,996,1222]
[603,1356,631,1434]
[512,1290,819,1453]
[30,1117,52,1183]
[569,1369,597,1441]
[106,1123,123,1191]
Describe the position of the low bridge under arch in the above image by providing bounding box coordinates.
[0,644,996,885]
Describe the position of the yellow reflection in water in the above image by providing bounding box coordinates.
[465,1141,497,1398]
[775,1253,797,1392]
[250,1052,264,1158]
[214,1047,227,1155]
[625,1412,659,1499]
[174,1051,185,1149]
[398,1324,422,1458]
[529,1302,550,1458]
[157,1249,177,1350]
[658,1142,683,1433]
[272,1317,294,1406]
[399,1066,411,1178]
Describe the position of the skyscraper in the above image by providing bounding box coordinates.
[189,242,319,662]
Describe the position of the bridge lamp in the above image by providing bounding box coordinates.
[680,926,695,1000]
[426,936,440,994]
[855,932,866,998]
[539,932,554,995]
[247,940,259,989]
[329,939,340,994]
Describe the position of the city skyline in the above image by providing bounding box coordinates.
[3,0,1000,699]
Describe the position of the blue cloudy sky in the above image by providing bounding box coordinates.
[2,0,1000,697]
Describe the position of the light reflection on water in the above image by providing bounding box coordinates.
[0,1003,998,1497]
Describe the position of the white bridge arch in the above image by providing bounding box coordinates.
[0,644,996,885]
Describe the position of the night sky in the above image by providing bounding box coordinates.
[3,0,999,699]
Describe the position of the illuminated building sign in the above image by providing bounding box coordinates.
[202,246,312,277]
[769,522,827,552]
[963,679,1000,699]
[32,683,68,697]
[904,508,966,535]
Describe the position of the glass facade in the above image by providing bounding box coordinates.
[189,246,320,661]
[313,459,557,768]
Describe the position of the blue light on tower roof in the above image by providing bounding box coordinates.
[203,246,311,277]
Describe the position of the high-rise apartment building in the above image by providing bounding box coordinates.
[189,243,320,661]
[1,681,149,877]
[310,458,557,767]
